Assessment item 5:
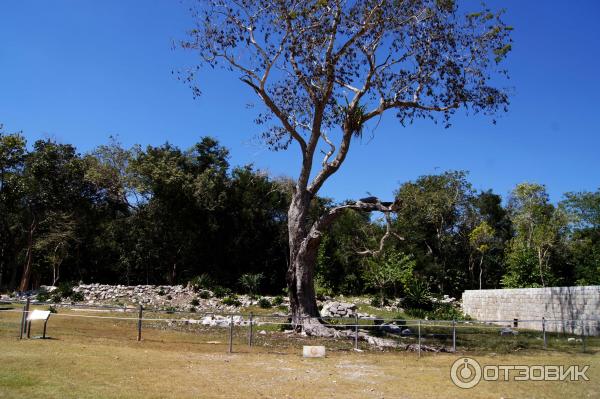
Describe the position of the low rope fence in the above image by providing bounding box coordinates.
[1,299,598,356]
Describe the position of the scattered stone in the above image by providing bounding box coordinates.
[320,301,358,318]
[380,323,403,334]
[500,327,518,336]
[366,335,398,348]
[19,284,291,314]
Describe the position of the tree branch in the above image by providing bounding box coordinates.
[306,198,398,247]
[240,78,307,152]
[363,100,461,123]
[357,212,404,257]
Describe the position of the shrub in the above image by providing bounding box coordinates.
[405,308,427,319]
[238,273,263,298]
[51,292,62,303]
[222,296,241,307]
[70,292,84,302]
[212,286,230,298]
[164,306,176,314]
[198,290,211,299]
[48,305,57,314]
[430,303,470,321]
[55,282,74,299]
[402,279,433,311]
[189,274,213,291]
[314,280,334,300]
[158,289,166,296]
[271,295,284,306]
[362,251,415,308]
[189,307,196,313]
[190,298,200,306]
[36,291,51,302]
[370,296,390,308]
[405,302,470,321]
[166,295,172,300]
[258,297,272,309]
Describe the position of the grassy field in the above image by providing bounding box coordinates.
[1,305,598,398]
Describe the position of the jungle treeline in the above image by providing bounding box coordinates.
[1,130,598,297]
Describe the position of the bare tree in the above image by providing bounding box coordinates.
[181,0,511,335]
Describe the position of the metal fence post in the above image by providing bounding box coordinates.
[542,317,547,349]
[137,305,143,341]
[19,297,30,339]
[418,320,421,358]
[248,312,253,347]
[354,314,359,350]
[452,320,456,352]
[228,315,234,353]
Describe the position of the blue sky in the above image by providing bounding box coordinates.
[1,1,599,203]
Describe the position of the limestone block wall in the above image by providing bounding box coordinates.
[462,286,600,336]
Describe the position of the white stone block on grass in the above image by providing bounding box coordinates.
[303,346,326,358]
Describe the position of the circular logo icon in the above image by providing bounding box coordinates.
[450,357,482,389]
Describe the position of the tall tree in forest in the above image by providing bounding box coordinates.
[393,171,475,294]
[0,129,27,290]
[469,221,495,289]
[561,190,600,285]
[181,0,512,334]
[503,183,567,288]
[18,140,93,291]
[126,138,229,284]
[33,211,79,285]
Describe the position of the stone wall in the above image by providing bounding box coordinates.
[462,286,600,336]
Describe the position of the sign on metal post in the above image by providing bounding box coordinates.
[26,309,51,339]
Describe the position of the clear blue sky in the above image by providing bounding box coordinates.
[1,1,599,203]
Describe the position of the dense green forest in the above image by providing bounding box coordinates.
[1,129,598,297]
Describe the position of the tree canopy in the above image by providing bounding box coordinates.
[180,0,513,333]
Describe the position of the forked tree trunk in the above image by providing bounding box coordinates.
[286,192,335,336]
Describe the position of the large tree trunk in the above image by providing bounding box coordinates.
[286,191,335,336]
[19,219,36,292]
[285,191,394,336]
